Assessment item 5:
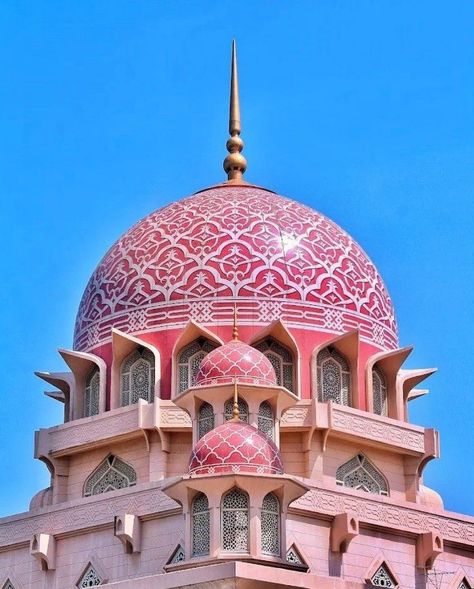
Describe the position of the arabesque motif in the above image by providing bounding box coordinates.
[74,186,398,351]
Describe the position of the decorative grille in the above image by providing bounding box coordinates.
[459,580,471,589]
[177,339,217,394]
[316,347,351,406]
[224,397,249,423]
[286,545,305,566]
[261,493,280,555]
[84,455,137,497]
[336,454,388,496]
[221,488,249,552]
[77,565,102,587]
[169,544,185,564]
[192,493,210,556]
[258,401,275,440]
[2,581,15,589]
[84,368,100,417]
[198,402,215,439]
[120,348,155,406]
[372,366,388,416]
[254,338,294,392]
[370,564,396,587]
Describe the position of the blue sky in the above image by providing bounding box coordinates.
[1,0,473,516]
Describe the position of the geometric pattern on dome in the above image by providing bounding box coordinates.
[74,186,398,352]
[83,455,137,497]
[195,341,277,387]
[77,564,102,587]
[372,365,388,416]
[336,454,388,496]
[177,339,218,394]
[370,564,397,587]
[189,420,283,476]
[121,348,155,405]
[317,347,351,406]
[254,338,295,392]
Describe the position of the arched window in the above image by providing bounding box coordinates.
[221,488,249,552]
[192,493,210,557]
[77,564,103,587]
[198,402,214,439]
[84,455,137,497]
[316,347,351,406]
[336,454,388,496]
[84,368,100,418]
[254,338,295,392]
[261,492,280,555]
[372,366,388,416]
[258,401,275,441]
[121,348,155,406]
[370,564,397,588]
[177,338,217,394]
[224,397,249,423]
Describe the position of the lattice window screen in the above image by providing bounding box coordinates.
[286,545,306,567]
[121,348,155,406]
[221,488,249,552]
[370,564,396,587]
[224,397,249,423]
[177,339,217,394]
[372,366,388,416]
[336,454,388,496]
[192,493,210,557]
[316,347,351,406]
[254,338,295,392]
[84,455,137,497]
[258,401,275,440]
[84,368,100,417]
[261,493,280,555]
[77,564,102,587]
[198,402,215,439]
[168,544,185,564]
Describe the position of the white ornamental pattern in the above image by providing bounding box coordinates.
[74,186,398,351]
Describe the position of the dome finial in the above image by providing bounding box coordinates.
[232,303,240,341]
[223,40,247,183]
[231,378,240,421]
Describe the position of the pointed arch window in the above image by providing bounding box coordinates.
[121,348,155,406]
[336,454,388,496]
[84,455,137,497]
[317,347,351,406]
[221,488,249,552]
[224,397,249,423]
[258,401,275,441]
[77,564,102,587]
[254,338,295,392]
[84,368,100,418]
[177,338,217,394]
[372,365,388,416]
[261,492,280,555]
[192,493,210,557]
[370,564,397,587]
[198,402,215,439]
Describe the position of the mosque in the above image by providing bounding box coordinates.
[0,42,472,589]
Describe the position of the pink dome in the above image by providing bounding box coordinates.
[195,340,277,387]
[74,184,397,352]
[189,420,283,475]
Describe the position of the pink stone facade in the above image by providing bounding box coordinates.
[1,182,472,589]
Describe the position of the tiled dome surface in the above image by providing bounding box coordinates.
[189,420,283,475]
[195,340,277,387]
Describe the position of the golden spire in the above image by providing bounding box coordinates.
[231,378,240,420]
[223,40,247,183]
[232,304,240,341]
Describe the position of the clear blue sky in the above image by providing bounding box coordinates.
[1,0,473,516]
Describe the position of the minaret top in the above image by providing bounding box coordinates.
[223,40,248,183]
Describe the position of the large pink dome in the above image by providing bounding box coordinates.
[189,420,283,476]
[74,184,397,352]
[195,340,277,387]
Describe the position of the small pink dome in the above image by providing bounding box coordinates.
[195,340,277,387]
[418,484,444,510]
[189,420,283,475]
